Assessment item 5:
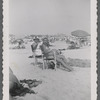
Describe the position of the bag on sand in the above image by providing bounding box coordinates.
[48,61,55,69]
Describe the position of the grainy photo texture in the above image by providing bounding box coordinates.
[3,0,97,100]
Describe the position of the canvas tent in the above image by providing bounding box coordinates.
[71,30,91,47]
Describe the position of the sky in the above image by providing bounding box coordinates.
[9,0,90,37]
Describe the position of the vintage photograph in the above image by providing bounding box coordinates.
[5,0,96,100]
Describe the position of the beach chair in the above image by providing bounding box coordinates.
[31,45,38,66]
[31,44,44,67]
[40,46,57,70]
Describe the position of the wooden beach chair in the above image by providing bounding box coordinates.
[40,45,57,70]
[31,45,38,67]
[31,45,44,68]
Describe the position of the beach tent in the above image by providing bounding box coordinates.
[71,30,90,47]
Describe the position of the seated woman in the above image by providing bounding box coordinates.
[40,38,73,72]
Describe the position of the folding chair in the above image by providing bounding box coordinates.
[31,45,38,66]
[40,46,57,70]
[31,44,44,68]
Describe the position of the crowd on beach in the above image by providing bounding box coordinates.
[9,34,91,50]
[9,34,91,100]
[9,36,74,99]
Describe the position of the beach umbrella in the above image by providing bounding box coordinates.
[71,30,90,37]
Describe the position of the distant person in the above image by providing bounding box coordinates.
[40,38,73,71]
[18,39,24,49]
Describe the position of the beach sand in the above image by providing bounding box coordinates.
[10,42,91,100]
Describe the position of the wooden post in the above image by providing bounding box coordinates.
[33,52,37,67]
[42,54,45,70]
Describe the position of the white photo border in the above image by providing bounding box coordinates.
[3,0,97,100]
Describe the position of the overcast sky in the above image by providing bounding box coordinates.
[9,0,90,37]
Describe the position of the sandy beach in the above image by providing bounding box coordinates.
[10,42,91,100]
